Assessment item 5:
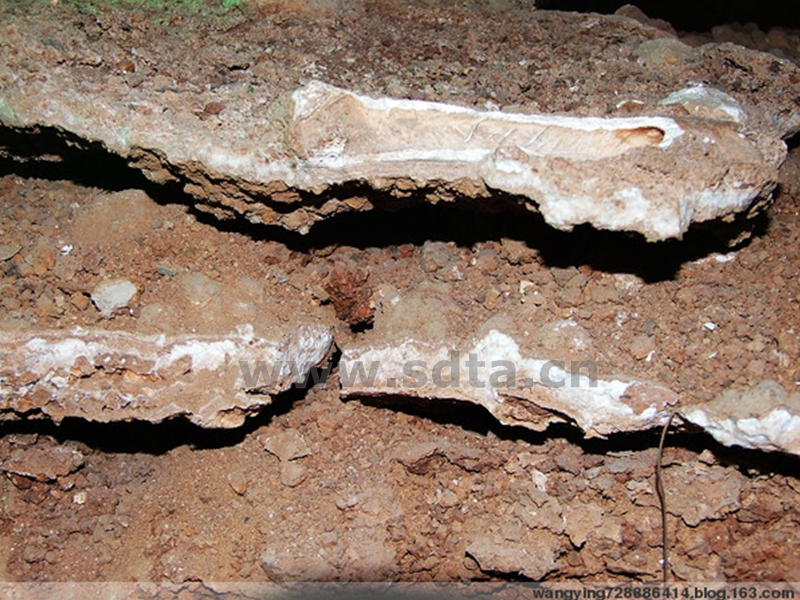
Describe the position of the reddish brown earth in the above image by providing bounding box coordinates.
[1,0,800,585]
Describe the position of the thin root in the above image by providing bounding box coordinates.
[656,411,676,584]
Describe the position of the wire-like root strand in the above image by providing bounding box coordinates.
[656,411,676,584]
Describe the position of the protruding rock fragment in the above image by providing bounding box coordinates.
[0,244,22,261]
[226,470,251,496]
[614,4,677,36]
[563,502,604,547]
[466,529,561,580]
[260,546,334,581]
[279,462,308,488]
[0,437,85,482]
[263,430,312,462]
[396,441,505,474]
[323,267,374,328]
[662,464,745,526]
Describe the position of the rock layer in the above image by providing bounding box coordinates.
[1,7,799,459]
[340,329,679,438]
[0,325,334,428]
[2,325,800,459]
[0,78,787,240]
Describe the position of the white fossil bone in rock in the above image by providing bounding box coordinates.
[280,81,784,240]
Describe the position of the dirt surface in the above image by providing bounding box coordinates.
[1,0,800,585]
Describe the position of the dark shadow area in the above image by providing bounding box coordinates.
[192,201,767,283]
[1,377,797,477]
[787,131,800,152]
[536,0,800,31]
[0,383,314,455]
[0,124,768,283]
[353,394,800,479]
[355,392,598,447]
[0,125,186,204]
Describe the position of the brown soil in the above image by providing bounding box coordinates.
[1,0,800,585]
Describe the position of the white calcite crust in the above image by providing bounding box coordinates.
[0,325,334,428]
[682,380,800,456]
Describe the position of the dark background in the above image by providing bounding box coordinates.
[536,0,799,31]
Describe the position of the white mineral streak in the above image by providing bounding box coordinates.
[681,380,800,456]
[340,329,678,438]
[0,325,334,428]
[284,82,781,240]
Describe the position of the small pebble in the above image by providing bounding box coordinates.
[91,278,137,318]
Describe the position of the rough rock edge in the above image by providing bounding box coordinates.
[0,79,786,241]
[681,380,800,457]
[341,331,800,458]
[340,329,678,438]
[0,324,334,428]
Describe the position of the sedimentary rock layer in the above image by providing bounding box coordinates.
[0,325,334,428]
[0,77,787,241]
[2,324,799,459]
[339,329,679,438]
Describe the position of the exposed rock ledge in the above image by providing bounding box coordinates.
[342,334,800,458]
[339,330,679,438]
[0,325,334,428]
[0,79,787,241]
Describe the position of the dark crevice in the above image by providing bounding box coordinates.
[0,383,313,455]
[536,0,800,32]
[2,383,797,477]
[350,394,800,478]
[0,126,186,204]
[786,131,800,152]
[191,200,768,284]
